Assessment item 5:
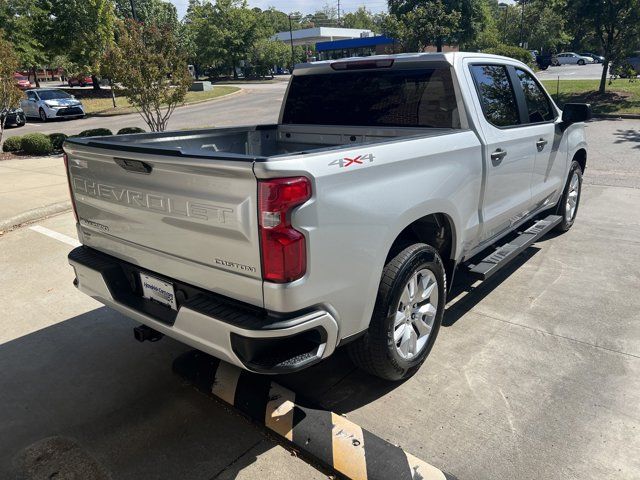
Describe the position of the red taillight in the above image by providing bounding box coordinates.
[258,177,311,283]
[63,153,79,222]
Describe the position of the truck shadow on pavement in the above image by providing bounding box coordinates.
[0,308,277,480]
[2,249,542,479]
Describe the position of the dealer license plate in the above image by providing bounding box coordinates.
[140,272,177,310]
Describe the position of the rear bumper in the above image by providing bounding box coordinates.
[68,246,338,373]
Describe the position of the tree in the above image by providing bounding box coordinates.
[0,0,51,87]
[114,0,179,29]
[567,0,640,93]
[0,32,24,150]
[384,0,462,52]
[49,0,116,89]
[249,38,290,78]
[342,6,384,31]
[102,19,192,131]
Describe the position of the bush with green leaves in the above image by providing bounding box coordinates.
[117,127,146,135]
[78,128,113,137]
[484,45,535,68]
[21,133,53,155]
[49,133,68,151]
[2,135,23,152]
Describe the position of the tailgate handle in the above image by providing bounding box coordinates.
[114,157,152,174]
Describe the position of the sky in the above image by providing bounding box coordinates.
[169,0,389,19]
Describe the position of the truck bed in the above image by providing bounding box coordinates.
[66,124,444,160]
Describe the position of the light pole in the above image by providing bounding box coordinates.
[519,0,526,48]
[129,0,137,21]
[288,14,295,70]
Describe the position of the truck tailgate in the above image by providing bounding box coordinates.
[64,142,263,306]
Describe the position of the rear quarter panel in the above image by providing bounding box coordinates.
[255,130,482,339]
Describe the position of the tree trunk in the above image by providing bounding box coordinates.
[436,37,443,53]
[91,74,101,90]
[31,67,40,88]
[598,59,609,94]
[232,57,238,80]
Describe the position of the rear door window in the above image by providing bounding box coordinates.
[515,68,555,123]
[282,68,461,129]
[470,65,520,128]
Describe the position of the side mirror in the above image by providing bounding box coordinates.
[562,103,592,125]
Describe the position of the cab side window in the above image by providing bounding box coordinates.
[470,65,520,128]
[515,68,555,123]
[27,91,36,101]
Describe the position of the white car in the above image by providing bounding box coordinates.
[553,52,594,66]
[20,88,86,122]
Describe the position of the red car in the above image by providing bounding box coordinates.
[68,75,93,87]
[14,73,32,90]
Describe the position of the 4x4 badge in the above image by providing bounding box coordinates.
[329,153,375,168]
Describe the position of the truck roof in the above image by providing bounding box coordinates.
[293,52,528,75]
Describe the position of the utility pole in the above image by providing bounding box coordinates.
[129,0,137,21]
[288,14,295,70]
[519,0,526,48]
[337,0,341,25]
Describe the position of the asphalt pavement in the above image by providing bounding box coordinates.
[1,89,639,479]
[536,62,608,81]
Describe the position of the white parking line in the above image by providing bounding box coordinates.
[29,225,80,247]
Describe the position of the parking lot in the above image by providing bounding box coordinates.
[1,85,639,479]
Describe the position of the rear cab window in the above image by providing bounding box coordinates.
[282,67,461,129]
[514,68,555,123]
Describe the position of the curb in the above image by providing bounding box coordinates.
[593,113,640,120]
[0,201,71,232]
[173,351,456,480]
[88,88,244,118]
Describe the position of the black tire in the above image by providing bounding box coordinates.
[39,108,47,122]
[555,160,583,232]
[348,243,446,381]
[578,59,585,65]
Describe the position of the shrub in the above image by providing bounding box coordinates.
[484,44,535,68]
[117,127,146,135]
[2,135,23,152]
[78,128,113,137]
[21,133,53,155]
[49,133,68,151]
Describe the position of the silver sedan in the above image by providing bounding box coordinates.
[20,88,86,122]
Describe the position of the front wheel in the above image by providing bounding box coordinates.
[555,161,583,232]
[578,59,585,65]
[348,244,446,381]
[39,108,48,122]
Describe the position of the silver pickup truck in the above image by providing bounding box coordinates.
[64,53,590,380]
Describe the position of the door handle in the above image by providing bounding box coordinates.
[491,148,507,164]
[536,138,548,150]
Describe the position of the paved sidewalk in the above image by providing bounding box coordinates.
[0,155,70,231]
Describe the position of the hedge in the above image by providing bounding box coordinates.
[2,136,23,152]
[484,45,535,68]
[21,133,53,155]
[117,127,146,135]
[78,128,113,137]
[49,133,68,152]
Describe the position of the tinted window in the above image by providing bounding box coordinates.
[282,68,460,128]
[515,68,555,123]
[470,65,520,127]
[38,90,71,100]
[26,91,36,100]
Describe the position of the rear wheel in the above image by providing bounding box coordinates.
[39,108,48,122]
[348,244,446,381]
[555,160,583,232]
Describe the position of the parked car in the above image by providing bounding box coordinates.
[536,52,553,70]
[64,52,590,381]
[553,52,594,65]
[14,73,32,90]
[580,52,605,64]
[67,75,93,87]
[20,88,86,122]
[0,107,26,127]
[612,51,640,77]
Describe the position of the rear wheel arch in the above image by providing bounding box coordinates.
[386,213,457,284]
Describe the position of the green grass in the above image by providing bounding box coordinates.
[79,86,240,115]
[541,79,640,115]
